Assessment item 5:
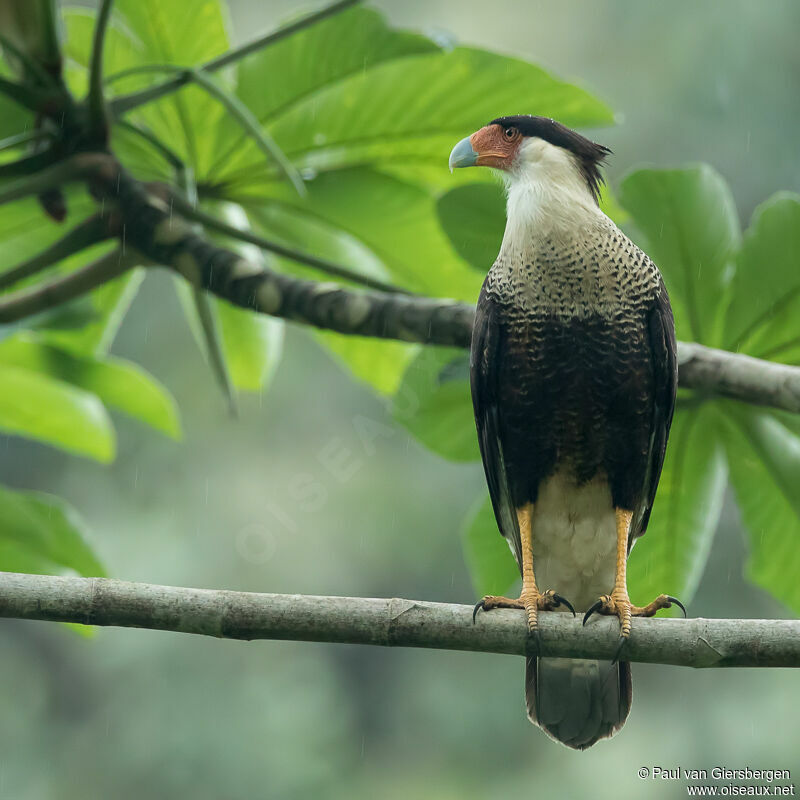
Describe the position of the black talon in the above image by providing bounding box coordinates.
[582,599,604,627]
[472,599,485,624]
[553,594,576,617]
[612,635,628,665]
[667,595,687,617]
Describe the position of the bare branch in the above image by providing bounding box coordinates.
[0,572,797,668]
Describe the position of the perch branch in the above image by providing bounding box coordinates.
[0,572,797,668]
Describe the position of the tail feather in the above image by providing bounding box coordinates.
[526,656,632,749]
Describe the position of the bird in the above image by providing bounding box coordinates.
[449,116,684,749]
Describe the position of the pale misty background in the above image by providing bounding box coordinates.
[0,2,798,798]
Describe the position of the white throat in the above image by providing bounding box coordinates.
[500,138,605,249]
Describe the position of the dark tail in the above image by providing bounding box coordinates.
[526,657,632,749]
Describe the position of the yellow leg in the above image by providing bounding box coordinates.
[474,503,575,630]
[583,508,686,638]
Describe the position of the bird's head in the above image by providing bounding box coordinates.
[448,115,611,204]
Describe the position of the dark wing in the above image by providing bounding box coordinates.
[470,286,522,568]
[633,276,678,545]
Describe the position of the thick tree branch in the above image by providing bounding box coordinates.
[0,572,797,668]
[3,154,799,415]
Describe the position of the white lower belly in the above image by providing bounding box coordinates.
[532,467,617,612]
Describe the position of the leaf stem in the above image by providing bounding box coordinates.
[0,248,134,324]
[0,215,111,291]
[0,74,46,112]
[108,64,305,195]
[170,192,412,295]
[0,32,55,87]
[87,0,114,141]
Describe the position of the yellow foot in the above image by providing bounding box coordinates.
[582,592,687,635]
[473,588,575,630]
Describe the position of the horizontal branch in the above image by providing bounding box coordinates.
[5,152,800,415]
[0,572,797,668]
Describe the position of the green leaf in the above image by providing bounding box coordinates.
[319,334,418,396]
[0,484,105,576]
[0,362,114,461]
[723,403,800,614]
[0,333,180,438]
[627,406,728,610]
[252,168,481,302]
[392,347,478,462]
[462,495,519,597]
[207,203,285,393]
[248,201,417,394]
[723,193,800,357]
[436,183,505,272]
[208,5,439,180]
[618,165,740,345]
[217,46,613,192]
[216,299,284,392]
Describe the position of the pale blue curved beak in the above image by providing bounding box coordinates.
[448,136,478,171]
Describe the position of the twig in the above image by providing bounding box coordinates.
[0,572,797,668]
[0,153,114,207]
[0,149,58,179]
[0,247,134,323]
[109,0,361,116]
[0,74,46,112]
[0,214,111,290]
[0,129,53,153]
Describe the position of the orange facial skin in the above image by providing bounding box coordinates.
[469,123,523,169]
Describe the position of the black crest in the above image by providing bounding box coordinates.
[489,115,611,202]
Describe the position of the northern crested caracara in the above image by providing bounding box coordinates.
[450,116,684,749]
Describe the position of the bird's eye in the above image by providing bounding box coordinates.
[504,127,517,139]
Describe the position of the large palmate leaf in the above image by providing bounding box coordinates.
[436,183,505,272]
[248,201,417,394]
[0,333,180,437]
[392,348,478,463]
[462,495,519,598]
[252,168,481,302]
[723,404,800,615]
[722,193,800,359]
[216,46,613,194]
[0,484,104,576]
[0,362,114,461]
[209,5,439,180]
[627,406,728,610]
[619,165,740,345]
